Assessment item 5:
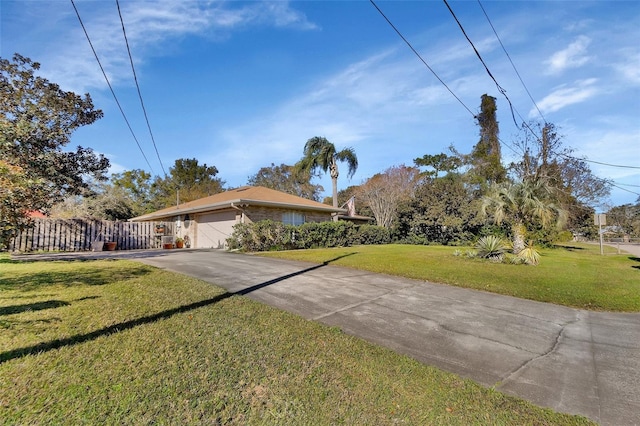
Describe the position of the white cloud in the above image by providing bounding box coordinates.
[545,35,592,75]
[32,1,317,93]
[532,78,599,116]
[615,51,640,85]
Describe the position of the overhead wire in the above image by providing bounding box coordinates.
[443,0,640,175]
[371,0,638,202]
[368,0,475,118]
[477,0,547,123]
[69,0,155,175]
[116,0,167,177]
[369,0,521,157]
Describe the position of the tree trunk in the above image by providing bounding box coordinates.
[511,222,526,254]
[330,160,339,221]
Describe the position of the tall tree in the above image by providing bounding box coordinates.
[413,152,462,179]
[481,178,567,254]
[295,136,358,211]
[111,169,153,216]
[510,122,610,233]
[247,163,323,201]
[467,94,506,185]
[357,165,421,228]
[0,54,109,248]
[396,173,483,245]
[150,158,225,209]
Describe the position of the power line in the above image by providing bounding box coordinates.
[477,0,546,123]
[443,0,640,172]
[70,0,155,175]
[610,182,640,196]
[369,0,521,157]
[116,0,167,177]
[442,0,523,129]
[557,153,640,169]
[368,0,475,118]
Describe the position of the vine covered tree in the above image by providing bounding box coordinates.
[0,54,109,248]
[295,136,358,211]
[468,94,506,185]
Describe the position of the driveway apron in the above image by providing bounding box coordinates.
[133,249,639,425]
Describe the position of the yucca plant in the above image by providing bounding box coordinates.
[475,235,510,261]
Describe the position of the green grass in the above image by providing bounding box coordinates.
[0,254,592,424]
[259,243,640,312]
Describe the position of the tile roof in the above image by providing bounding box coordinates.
[130,186,345,221]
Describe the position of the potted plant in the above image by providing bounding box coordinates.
[104,241,117,251]
[175,237,184,249]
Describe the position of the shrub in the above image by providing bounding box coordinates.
[516,243,541,266]
[355,224,391,245]
[296,221,357,249]
[228,220,361,252]
[475,236,510,261]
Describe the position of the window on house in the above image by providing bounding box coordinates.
[282,212,305,226]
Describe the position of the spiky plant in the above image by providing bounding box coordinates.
[475,235,510,260]
[516,242,541,265]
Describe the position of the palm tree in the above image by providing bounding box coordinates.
[481,178,567,254]
[296,136,358,211]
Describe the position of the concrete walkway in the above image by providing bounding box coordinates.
[13,248,640,425]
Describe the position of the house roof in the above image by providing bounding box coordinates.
[130,186,346,222]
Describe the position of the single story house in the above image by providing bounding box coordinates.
[129,186,348,249]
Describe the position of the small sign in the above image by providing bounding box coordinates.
[594,214,606,226]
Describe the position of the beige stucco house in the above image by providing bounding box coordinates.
[129,186,347,249]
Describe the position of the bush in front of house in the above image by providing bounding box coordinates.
[227,220,391,252]
[354,224,391,245]
[226,220,293,252]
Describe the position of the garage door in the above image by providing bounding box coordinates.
[196,211,238,249]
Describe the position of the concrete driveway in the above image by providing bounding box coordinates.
[132,249,640,426]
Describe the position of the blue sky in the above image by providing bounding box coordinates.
[2,1,639,209]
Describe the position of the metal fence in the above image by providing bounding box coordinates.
[9,218,171,252]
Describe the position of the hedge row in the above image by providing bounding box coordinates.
[226,220,391,252]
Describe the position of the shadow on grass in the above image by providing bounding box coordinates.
[0,253,353,364]
[555,245,586,251]
[0,300,70,316]
[0,265,155,292]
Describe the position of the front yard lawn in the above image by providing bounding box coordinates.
[259,243,640,312]
[0,254,592,424]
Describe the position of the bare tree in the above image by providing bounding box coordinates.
[357,165,422,228]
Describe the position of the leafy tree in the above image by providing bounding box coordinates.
[395,173,483,244]
[481,178,567,254]
[413,152,461,179]
[510,122,610,233]
[357,165,422,228]
[247,163,323,201]
[150,158,225,209]
[607,203,640,238]
[467,94,506,185]
[0,54,109,248]
[111,169,154,216]
[295,136,358,210]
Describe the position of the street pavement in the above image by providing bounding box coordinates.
[13,247,640,425]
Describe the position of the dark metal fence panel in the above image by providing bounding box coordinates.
[9,219,166,252]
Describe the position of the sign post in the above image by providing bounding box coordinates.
[594,214,606,255]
